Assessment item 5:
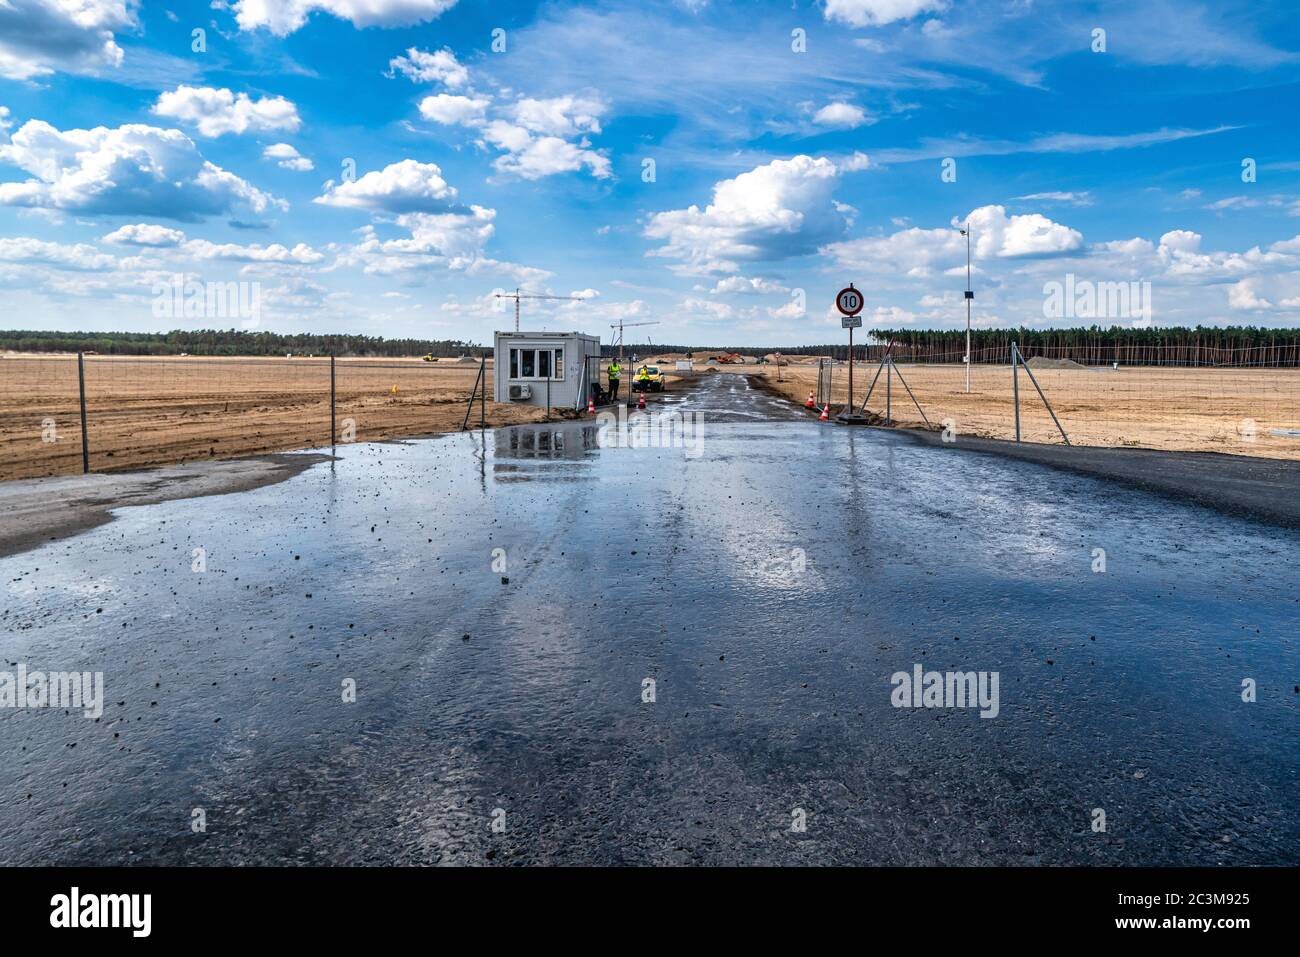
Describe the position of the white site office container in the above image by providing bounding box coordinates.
[493,331,603,409]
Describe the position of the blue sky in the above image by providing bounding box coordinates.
[2,0,1299,346]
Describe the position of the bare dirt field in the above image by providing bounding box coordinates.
[752,360,1300,460]
[5,353,1299,480]
[0,354,565,480]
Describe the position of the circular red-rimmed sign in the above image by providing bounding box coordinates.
[835,284,863,316]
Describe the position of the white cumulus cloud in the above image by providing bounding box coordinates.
[0,0,134,80]
[644,154,860,275]
[263,142,314,171]
[337,206,549,284]
[0,120,285,220]
[467,96,611,181]
[153,86,302,138]
[1227,278,1272,310]
[102,223,185,246]
[812,102,872,129]
[823,0,950,28]
[183,238,324,263]
[418,94,490,126]
[709,276,790,295]
[314,159,459,213]
[510,95,604,137]
[825,205,1082,276]
[387,47,467,87]
[0,237,115,270]
[485,131,611,180]
[233,0,459,36]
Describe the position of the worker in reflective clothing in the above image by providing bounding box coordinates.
[636,365,651,389]
[607,359,622,400]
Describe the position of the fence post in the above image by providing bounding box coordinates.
[885,356,892,421]
[330,354,336,450]
[77,351,89,474]
[480,354,486,428]
[1011,340,1021,443]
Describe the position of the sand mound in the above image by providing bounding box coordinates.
[1026,356,1087,370]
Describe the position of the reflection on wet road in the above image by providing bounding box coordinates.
[1,374,1296,865]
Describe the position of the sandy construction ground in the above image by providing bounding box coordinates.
[0,354,567,480]
[5,353,1299,479]
[753,360,1300,460]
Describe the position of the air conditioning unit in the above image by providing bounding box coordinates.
[508,384,532,400]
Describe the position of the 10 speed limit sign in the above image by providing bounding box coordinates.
[835,284,863,316]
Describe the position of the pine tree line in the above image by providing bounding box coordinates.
[5,325,1300,366]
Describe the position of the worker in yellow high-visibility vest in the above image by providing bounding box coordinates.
[607,359,622,401]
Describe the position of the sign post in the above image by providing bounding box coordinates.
[835,284,867,423]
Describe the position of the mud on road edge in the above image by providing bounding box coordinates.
[0,452,333,559]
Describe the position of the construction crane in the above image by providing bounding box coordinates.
[494,288,586,333]
[610,319,660,363]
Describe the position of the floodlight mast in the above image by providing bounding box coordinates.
[494,288,586,333]
[959,224,973,393]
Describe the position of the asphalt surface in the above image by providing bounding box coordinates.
[1,373,1296,865]
[902,428,1300,528]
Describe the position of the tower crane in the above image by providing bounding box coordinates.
[610,319,660,363]
[494,288,586,333]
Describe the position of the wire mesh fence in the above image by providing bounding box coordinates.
[0,355,496,481]
[777,345,1300,459]
[5,347,1300,480]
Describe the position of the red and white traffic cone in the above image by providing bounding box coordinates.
[819,403,830,422]
[587,396,596,415]
[637,392,646,410]
[805,389,816,409]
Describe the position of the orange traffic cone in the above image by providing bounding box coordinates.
[819,403,830,422]
[637,392,646,410]
[805,389,816,408]
[587,396,596,415]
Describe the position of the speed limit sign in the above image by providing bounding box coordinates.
[835,284,863,316]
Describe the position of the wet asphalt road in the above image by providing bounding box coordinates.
[1,373,1296,865]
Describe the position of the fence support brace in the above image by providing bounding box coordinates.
[462,356,487,431]
[856,351,931,427]
[1012,341,1071,445]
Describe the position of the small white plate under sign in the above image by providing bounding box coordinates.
[841,315,862,329]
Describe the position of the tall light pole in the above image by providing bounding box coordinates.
[959,224,973,393]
